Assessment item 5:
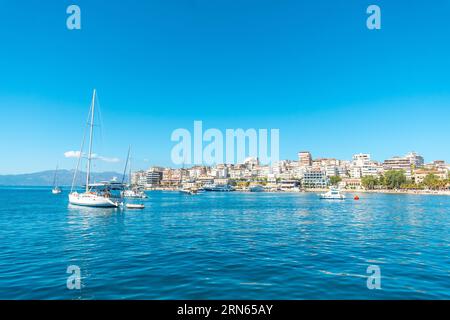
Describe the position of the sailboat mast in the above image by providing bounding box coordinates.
[53,164,58,187]
[122,145,131,185]
[129,152,132,186]
[86,89,96,192]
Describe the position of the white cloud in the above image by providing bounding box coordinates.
[64,151,120,163]
[64,150,81,158]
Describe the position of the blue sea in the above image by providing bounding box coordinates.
[0,187,448,299]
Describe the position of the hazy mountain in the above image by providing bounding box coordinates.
[0,170,128,186]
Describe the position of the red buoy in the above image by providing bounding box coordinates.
[354,195,360,200]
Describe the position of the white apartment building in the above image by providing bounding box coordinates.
[405,152,425,167]
[351,153,381,178]
[131,170,147,187]
[383,156,412,178]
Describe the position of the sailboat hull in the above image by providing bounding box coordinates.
[69,193,121,208]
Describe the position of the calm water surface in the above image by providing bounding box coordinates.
[0,187,449,299]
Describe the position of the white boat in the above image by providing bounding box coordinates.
[122,188,148,199]
[202,184,234,192]
[126,203,145,209]
[179,187,198,195]
[68,89,123,208]
[249,185,265,192]
[320,187,346,200]
[51,165,62,194]
[120,146,148,199]
[69,190,122,207]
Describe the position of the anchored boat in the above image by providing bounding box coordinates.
[249,185,265,192]
[51,165,62,194]
[126,203,145,209]
[320,187,346,200]
[68,89,123,208]
[202,184,234,192]
[121,146,148,199]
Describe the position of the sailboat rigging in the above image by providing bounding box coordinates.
[68,89,123,208]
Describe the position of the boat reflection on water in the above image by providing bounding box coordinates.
[67,202,125,234]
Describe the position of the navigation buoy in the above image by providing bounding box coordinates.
[354,195,360,200]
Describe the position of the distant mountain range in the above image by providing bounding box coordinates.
[0,170,127,186]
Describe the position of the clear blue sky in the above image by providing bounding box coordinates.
[1,0,449,174]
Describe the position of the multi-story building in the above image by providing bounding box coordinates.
[146,167,164,187]
[302,169,328,188]
[405,152,425,168]
[298,151,312,167]
[243,157,259,168]
[187,166,207,179]
[413,169,447,184]
[340,178,362,190]
[430,160,446,169]
[255,165,271,179]
[350,153,381,177]
[383,156,412,178]
[325,165,339,177]
[131,170,147,187]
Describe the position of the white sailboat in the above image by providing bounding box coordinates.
[51,165,62,194]
[68,89,123,208]
[121,146,148,199]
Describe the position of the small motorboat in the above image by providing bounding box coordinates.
[249,185,265,192]
[320,188,346,200]
[202,184,234,192]
[179,187,198,195]
[126,203,145,209]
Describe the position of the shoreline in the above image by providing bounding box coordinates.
[148,187,450,196]
[1,185,449,196]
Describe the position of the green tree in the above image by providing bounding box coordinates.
[378,175,386,187]
[361,176,378,190]
[422,174,446,190]
[329,176,342,186]
[384,170,407,190]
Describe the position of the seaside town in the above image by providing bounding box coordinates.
[130,151,450,193]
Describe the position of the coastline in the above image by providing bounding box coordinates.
[146,187,450,196]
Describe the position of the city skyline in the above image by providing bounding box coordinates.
[1,1,450,174]
[128,149,449,192]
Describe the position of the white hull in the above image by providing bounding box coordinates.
[320,188,346,200]
[52,188,62,194]
[320,195,346,200]
[69,192,121,208]
[126,203,145,209]
[249,186,265,192]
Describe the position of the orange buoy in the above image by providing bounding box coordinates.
[354,195,360,200]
